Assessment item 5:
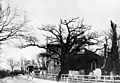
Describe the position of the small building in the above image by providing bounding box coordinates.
[69,49,104,74]
[46,44,104,75]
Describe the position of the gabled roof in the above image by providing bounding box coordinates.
[84,49,102,59]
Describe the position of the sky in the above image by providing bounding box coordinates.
[4,0,120,30]
[3,0,120,42]
[0,0,120,69]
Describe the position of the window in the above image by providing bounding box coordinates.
[91,62,96,71]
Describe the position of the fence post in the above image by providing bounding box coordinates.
[88,75,90,83]
[104,76,105,83]
[66,76,69,83]
[82,75,84,83]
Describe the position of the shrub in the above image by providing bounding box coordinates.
[0,70,10,78]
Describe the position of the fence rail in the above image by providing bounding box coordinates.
[33,73,120,83]
[61,74,120,83]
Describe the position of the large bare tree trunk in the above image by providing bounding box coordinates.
[57,53,70,81]
[110,21,119,75]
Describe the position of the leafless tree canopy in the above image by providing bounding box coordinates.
[0,5,29,45]
[39,17,101,55]
[15,17,103,79]
[38,17,103,80]
[7,58,19,72]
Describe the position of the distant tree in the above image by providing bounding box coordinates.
[37,53,43,69]
[100,32,111,69]
[7,58,20,77]
[24,60,31,67]
[37,53,49,70]
[20,57,27,74]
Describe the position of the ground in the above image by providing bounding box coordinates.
[0,75,65,83]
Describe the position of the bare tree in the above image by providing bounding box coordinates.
[39,17,101,80]
[7,57,20,77]
[0,5,29,46]
[17,17,102,80]
[109,21,119,74]
[102,21,120,75]
[20,57,27,74]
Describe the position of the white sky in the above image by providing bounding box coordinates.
[3,0,120,43]
[1,0,120,69]
[4,0,120,30]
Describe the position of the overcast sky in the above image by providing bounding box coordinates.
[4,0,120,30]
[1,0,120,67]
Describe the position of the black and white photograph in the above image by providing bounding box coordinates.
[0,0,120,83]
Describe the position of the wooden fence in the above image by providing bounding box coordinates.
[33,73,120,83]
[61,74,120,83]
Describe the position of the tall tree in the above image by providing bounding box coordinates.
[39,17,101,80]
[109,21,119,74]
[7,57,20,77]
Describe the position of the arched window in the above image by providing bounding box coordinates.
[91,62,96,71]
